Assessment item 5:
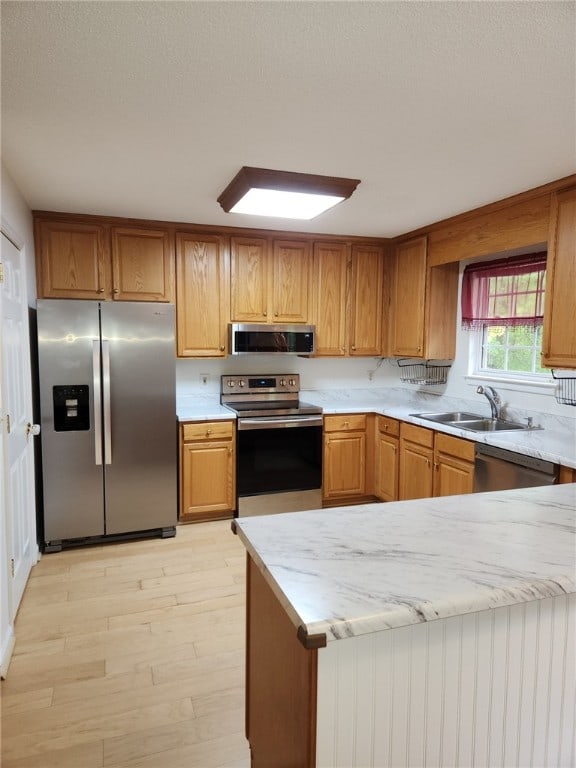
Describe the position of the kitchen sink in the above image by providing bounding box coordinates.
[454,418,530,432]
[410,411,484,424]
[411,412,535,432]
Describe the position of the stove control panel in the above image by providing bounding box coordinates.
[221,374,300,395]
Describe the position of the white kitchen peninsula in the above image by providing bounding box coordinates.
[235,484,576,768]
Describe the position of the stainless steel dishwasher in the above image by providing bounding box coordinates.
[474,444,558,491]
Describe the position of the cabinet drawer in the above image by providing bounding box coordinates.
[400,422,434,448]
[324,413,367,432]
[182,420,235,442]
[377,415,400,437]
[435,432,475,462]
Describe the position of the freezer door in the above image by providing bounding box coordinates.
[100,302,177,533]
[37,300,105,542]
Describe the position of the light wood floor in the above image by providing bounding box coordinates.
[0,521,251,768]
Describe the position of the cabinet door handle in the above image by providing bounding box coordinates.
[426,458,431,467]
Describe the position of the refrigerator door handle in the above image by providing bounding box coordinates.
[102,339,112,465]
[92,340,102,465]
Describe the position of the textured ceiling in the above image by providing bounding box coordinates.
[2,1,575,237]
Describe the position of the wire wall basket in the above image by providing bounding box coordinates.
[396,359,451,386]
[552,370,576,406]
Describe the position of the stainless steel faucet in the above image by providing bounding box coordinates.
[476,385,501,419]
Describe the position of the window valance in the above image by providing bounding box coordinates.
[461,252,546,329]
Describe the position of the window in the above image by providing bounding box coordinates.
[462,252,547,378]
[479,324,546,375]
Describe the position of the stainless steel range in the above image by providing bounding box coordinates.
[221,374,323,504]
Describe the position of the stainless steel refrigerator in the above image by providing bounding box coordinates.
[37,300,177,551]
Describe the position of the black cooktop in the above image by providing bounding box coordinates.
[224,400,322,418]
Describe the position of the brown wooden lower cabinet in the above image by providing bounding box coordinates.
[433,432,475,497]
[374,415,399,501]
[398,422,434,500]
[397,423,475,500]
[246,555,317,768]
[179,420,236,522]
[322,413,375,505]
[559,465,576,483]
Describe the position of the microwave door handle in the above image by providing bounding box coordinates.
[101,340,112,465]
[92,340,102,466]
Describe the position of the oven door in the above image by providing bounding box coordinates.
[236,416,322,496]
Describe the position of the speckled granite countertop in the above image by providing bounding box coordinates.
[235,484,576,644]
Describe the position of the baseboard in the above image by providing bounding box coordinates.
[0,625,16,679]
[322,495,379,508]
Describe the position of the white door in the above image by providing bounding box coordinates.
[0,232,37,617]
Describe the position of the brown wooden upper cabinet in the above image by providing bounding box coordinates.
[311,242,349,356]
[392,236,458,359]
[311,242,385,356]
[35,219,110,299]
[230,236,311,323]
[176,232,229,357]
[349,245,385,356]
[542,185,576,369]
[110,227,174,302]
[35,218,174,302]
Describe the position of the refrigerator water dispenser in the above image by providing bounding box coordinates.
[53,385,90,431]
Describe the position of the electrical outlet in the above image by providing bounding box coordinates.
[200,373,210,386]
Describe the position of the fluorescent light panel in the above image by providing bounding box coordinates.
[218,167,360,220]
[230,189,345,219]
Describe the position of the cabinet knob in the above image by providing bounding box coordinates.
[427,458,431,467]
[113,288,119,294]
[274,312,278,317]
[219,345,225,351]
[98,288,105,293]
[351,346,356,351]
[418,346,422,352]
[263,312,267,317]
[205,429,212,437]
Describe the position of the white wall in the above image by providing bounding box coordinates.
[1,163,36,305]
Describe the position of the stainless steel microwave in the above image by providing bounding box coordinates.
[229,323,316,356]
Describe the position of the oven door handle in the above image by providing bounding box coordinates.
[237,415,323,431]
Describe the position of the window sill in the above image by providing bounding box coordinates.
[465,373,556,396]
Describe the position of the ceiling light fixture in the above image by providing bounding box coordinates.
[217,166,361,220]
